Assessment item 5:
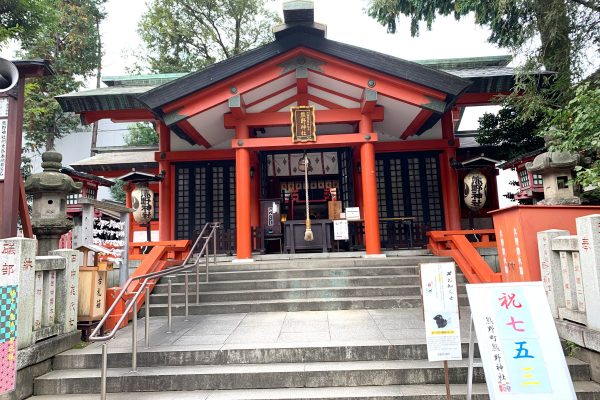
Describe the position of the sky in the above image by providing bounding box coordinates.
[101,0,506,79]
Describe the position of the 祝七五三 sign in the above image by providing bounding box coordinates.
[466,281,576,399]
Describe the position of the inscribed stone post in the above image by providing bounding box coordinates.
[537,229,569,318]
[0,238,36,395]
[576,214,600,330]
[50,249,79,333]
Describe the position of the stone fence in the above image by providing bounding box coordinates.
[1,238,81,399]
[538,214,600,353]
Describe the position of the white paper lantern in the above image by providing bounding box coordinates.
[132,186,154,223]
[463,171,487,211]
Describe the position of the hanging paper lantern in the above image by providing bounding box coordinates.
[463,171,487,211]
[132,185,154,223]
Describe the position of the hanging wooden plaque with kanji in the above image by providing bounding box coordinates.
[291,106,316,143]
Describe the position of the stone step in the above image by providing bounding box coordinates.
[158,266,423,283]
[149,286,424,303]
[152,276,424,292]
[172,255,450,274]
[33,358,590,395]
[53,343,482,370]
[150,285,469,303]
[27,381,600,400]
[146,296,432,315]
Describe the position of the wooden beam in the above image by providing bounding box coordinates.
[374,138,459,152]
[19,175,33,238]
[81,109,156,125]
[361,88,378,114]
[296,67,308,94]
[232,133,377,151]
[176,120,212,148]
[245,83,296,108]
[228,95,246,120]
[307,94,344,109]
[224,107,384,128]
[400,109,433,140]
[156,149,236,162]
[309,83,360,103]
[263,95,297,113]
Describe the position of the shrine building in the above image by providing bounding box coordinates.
[57,2,523,261]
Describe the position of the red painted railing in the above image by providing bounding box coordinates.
[104,240,190,330]
[427,229,502,284]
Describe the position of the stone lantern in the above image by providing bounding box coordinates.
[25,150,82,255]
[526,151,583,205]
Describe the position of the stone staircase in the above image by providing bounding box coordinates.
[146,252,466,315]
[29,253,600,399]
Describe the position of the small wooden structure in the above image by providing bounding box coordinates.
[76,244,111,322]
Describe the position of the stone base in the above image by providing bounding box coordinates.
[559,307,588,325]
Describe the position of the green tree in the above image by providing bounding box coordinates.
[367,0,599,89]
[124,122,159,146]
[0,0,50,46]
[477,106,545,161]
[543,83,600,191]
[19,0,106,151]
[138,0,281,73]
[109,179,126,204]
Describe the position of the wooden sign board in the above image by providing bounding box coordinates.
[290,106,316,143]
[466,282,576,399]
[420,262,462,362]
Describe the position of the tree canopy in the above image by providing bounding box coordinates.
[124,122,159,146]
[18,0,106,151]
[0,0,50,46]
[137,0,281,73]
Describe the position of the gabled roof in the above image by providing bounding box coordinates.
[139,31,471,111]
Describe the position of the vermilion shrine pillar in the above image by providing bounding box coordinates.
[158,123,173,241]
[359,114,382,255]
[235,123,252,260]
[440,112,461,230]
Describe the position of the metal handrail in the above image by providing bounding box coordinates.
[91,222,220,399]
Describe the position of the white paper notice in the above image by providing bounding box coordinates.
[420,262,462,362]
[333,219,349,240]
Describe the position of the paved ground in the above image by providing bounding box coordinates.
[76,307,473,354]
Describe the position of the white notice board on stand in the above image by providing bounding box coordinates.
[420,262,462,362]
[466,282,576,399]
[333,220,349,240]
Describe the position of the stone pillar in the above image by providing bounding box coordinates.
[576,214,600,330]
[0,238,36,396]
[537,229,569,318]
[50,249,79,334]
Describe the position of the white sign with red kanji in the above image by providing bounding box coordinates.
[420,262,462,362]
[467,282,576,399]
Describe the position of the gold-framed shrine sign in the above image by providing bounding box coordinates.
[290,106,316,143]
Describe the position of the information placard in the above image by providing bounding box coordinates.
[466,282,576,399]
[333,219,349,240]
[345,207,360,221]
[420,262,462,362]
